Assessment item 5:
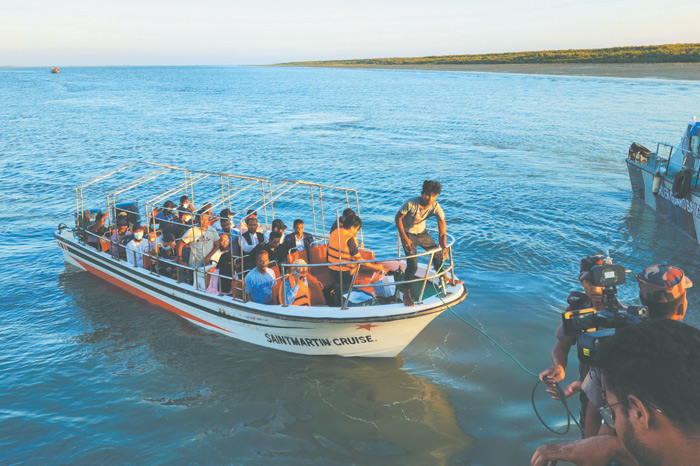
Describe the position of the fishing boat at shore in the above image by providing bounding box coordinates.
[627,119,700,242]
[55,162,468,357]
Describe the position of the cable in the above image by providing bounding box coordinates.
[443,295,539,378]
[433,268,584,436]
[530,379,583,436]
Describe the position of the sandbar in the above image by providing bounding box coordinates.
[282,63,700,81]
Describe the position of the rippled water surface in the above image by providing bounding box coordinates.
[2,66,700,465]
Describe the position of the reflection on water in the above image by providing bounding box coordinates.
[57,271,473,464]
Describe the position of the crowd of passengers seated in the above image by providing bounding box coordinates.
[81,199,375,306]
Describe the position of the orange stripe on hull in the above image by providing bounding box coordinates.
[72,256,233,334]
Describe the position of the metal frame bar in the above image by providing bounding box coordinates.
[72,162,460,308]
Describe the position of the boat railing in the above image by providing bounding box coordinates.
[71,162,458,307]
[78,226,457,309]
[657,143,698,184]
[278,229,457,309]
[80,227,209,290]
[76,161,364,249]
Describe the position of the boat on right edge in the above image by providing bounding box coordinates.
[627,118,700,243]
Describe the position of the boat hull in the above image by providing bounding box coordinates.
[627,159,700,243]
[55,229,468,357]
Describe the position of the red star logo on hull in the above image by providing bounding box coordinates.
[356,323,377,331]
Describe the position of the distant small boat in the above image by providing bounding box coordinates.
[50,67,60,74]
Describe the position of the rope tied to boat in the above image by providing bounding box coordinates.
[433,263,584,437]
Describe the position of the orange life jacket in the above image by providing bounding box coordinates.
[327,228,356,272]
[285,275,310,306]
[293,280,311,306]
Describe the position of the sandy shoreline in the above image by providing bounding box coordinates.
[279,63,700,80]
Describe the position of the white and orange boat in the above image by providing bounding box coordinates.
[55,162,467,357]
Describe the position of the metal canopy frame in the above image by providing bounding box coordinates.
[74,162,455,307]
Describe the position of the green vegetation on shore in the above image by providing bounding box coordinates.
[279,43,700,67]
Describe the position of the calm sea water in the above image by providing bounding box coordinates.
[2,66,700,465]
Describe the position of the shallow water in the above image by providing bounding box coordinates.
[2,66,700,465]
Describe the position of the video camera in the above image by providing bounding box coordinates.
[561,261,648,364]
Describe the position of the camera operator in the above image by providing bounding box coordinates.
[532,265,695,466]
[578,265,692,438]
[533,320,700,466]
[539,254,617,429]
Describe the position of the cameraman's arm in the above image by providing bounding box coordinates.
[531,435,631,466]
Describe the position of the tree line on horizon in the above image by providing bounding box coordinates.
[281,44,700,66]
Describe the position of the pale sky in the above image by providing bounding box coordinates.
[2,0,698,66]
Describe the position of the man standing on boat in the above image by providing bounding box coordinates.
[395,180,448,306]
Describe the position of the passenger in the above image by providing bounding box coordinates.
[264,218,287,242]
[215,241,235,295]
[177,208,220,289]
[239,215,264,272]
[221,216,239,238]
[198,202,213,216]
[244,250,277,304]
[177,195,194,217]
[110,218,130,258]
[125,225,151,268]
[538,254,612,433]
[158,233,177,257]
[118,222,137,257]
[86,212,108,250]
[283,219,314,257]
[395,180,449,307]
[327,214,388,306]
[251,231,286,267]
[146,229,162,256]
[282,259,321,306]
[155,200,177,235]
[116,210,131,228]
[172,211,193,241]
[155,233,178,278]
[213,209,240,239]
[204,233,230,290]
[150,205,162,227]
[211,208,231,232]
[78,209,92,230]
[205,233,230,266]
[330,208,356,234]
[239,209,258,233]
